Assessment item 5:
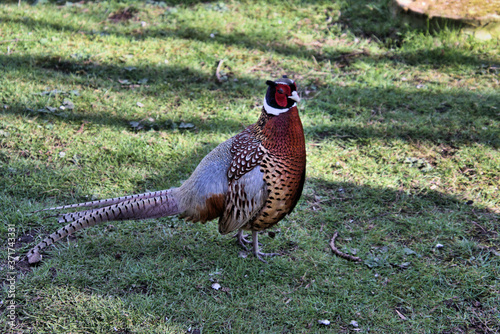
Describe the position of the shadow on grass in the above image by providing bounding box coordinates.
[11,0,215,5]
[13,177,499,272]
[1,52,499,149]
[338,0,500,67]
[1,2,498,332]
[305,84,500,148]
[0,53,259,133]
[306,177,499,223]
[337,0,407,42]
[0,138,231,201]
[303,178,499,265]
[2,1,500,68]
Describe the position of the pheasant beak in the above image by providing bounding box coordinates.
[289,91,301,103]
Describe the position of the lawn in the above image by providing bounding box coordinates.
[1,0,499,333]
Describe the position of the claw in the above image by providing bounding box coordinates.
[234,230,279,262]
[234,230,252,251]
[254,251,280,263]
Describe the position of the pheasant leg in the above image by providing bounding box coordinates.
[252,230,279,263]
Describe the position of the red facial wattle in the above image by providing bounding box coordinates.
[274,84,292,107]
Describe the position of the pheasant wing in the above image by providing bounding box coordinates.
[218,130,268,234]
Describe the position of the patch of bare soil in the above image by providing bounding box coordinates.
[397,0,499,20]
[108,7,138,23]
[393,0,500,39]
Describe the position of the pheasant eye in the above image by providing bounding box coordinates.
[277,88,285,94]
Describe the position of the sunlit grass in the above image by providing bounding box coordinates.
[1,0,499,333]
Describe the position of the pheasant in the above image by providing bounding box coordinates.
[27,76,306,264]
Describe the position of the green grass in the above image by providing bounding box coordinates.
[1,0,499,333]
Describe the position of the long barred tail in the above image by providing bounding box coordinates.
[34,189,173,213]
[27,190,180,264]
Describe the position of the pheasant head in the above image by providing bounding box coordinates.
[263,76,301,116]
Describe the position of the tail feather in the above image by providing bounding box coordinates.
[34,190,172,213]
[27,190,180,264]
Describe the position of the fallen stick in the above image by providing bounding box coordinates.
[329,231,362,262]
[215,60,225,83]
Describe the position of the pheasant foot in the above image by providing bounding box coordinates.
[233,230,252,251]
[27,251,42,264]
[252,231,279,263]
[234,230,263,251]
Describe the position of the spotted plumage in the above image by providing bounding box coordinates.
[227,128,264,180]
[27,76,306,264]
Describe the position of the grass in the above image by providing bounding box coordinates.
[1,0,499,333]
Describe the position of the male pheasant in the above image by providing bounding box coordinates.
[27,76,306,264]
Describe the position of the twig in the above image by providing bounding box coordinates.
[477,245,500,257]
[0,38,26,44]
[76,121,88,134]
[395,309,407,320]
[329,231,362,262]
[471,220,488,233]
[366,212,391,223]
[215,59,225,83]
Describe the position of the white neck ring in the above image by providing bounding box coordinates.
[263,98,296,115]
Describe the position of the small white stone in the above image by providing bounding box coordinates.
[211,283,221,290]
[318,319,330,325]
[435,243,444,248]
